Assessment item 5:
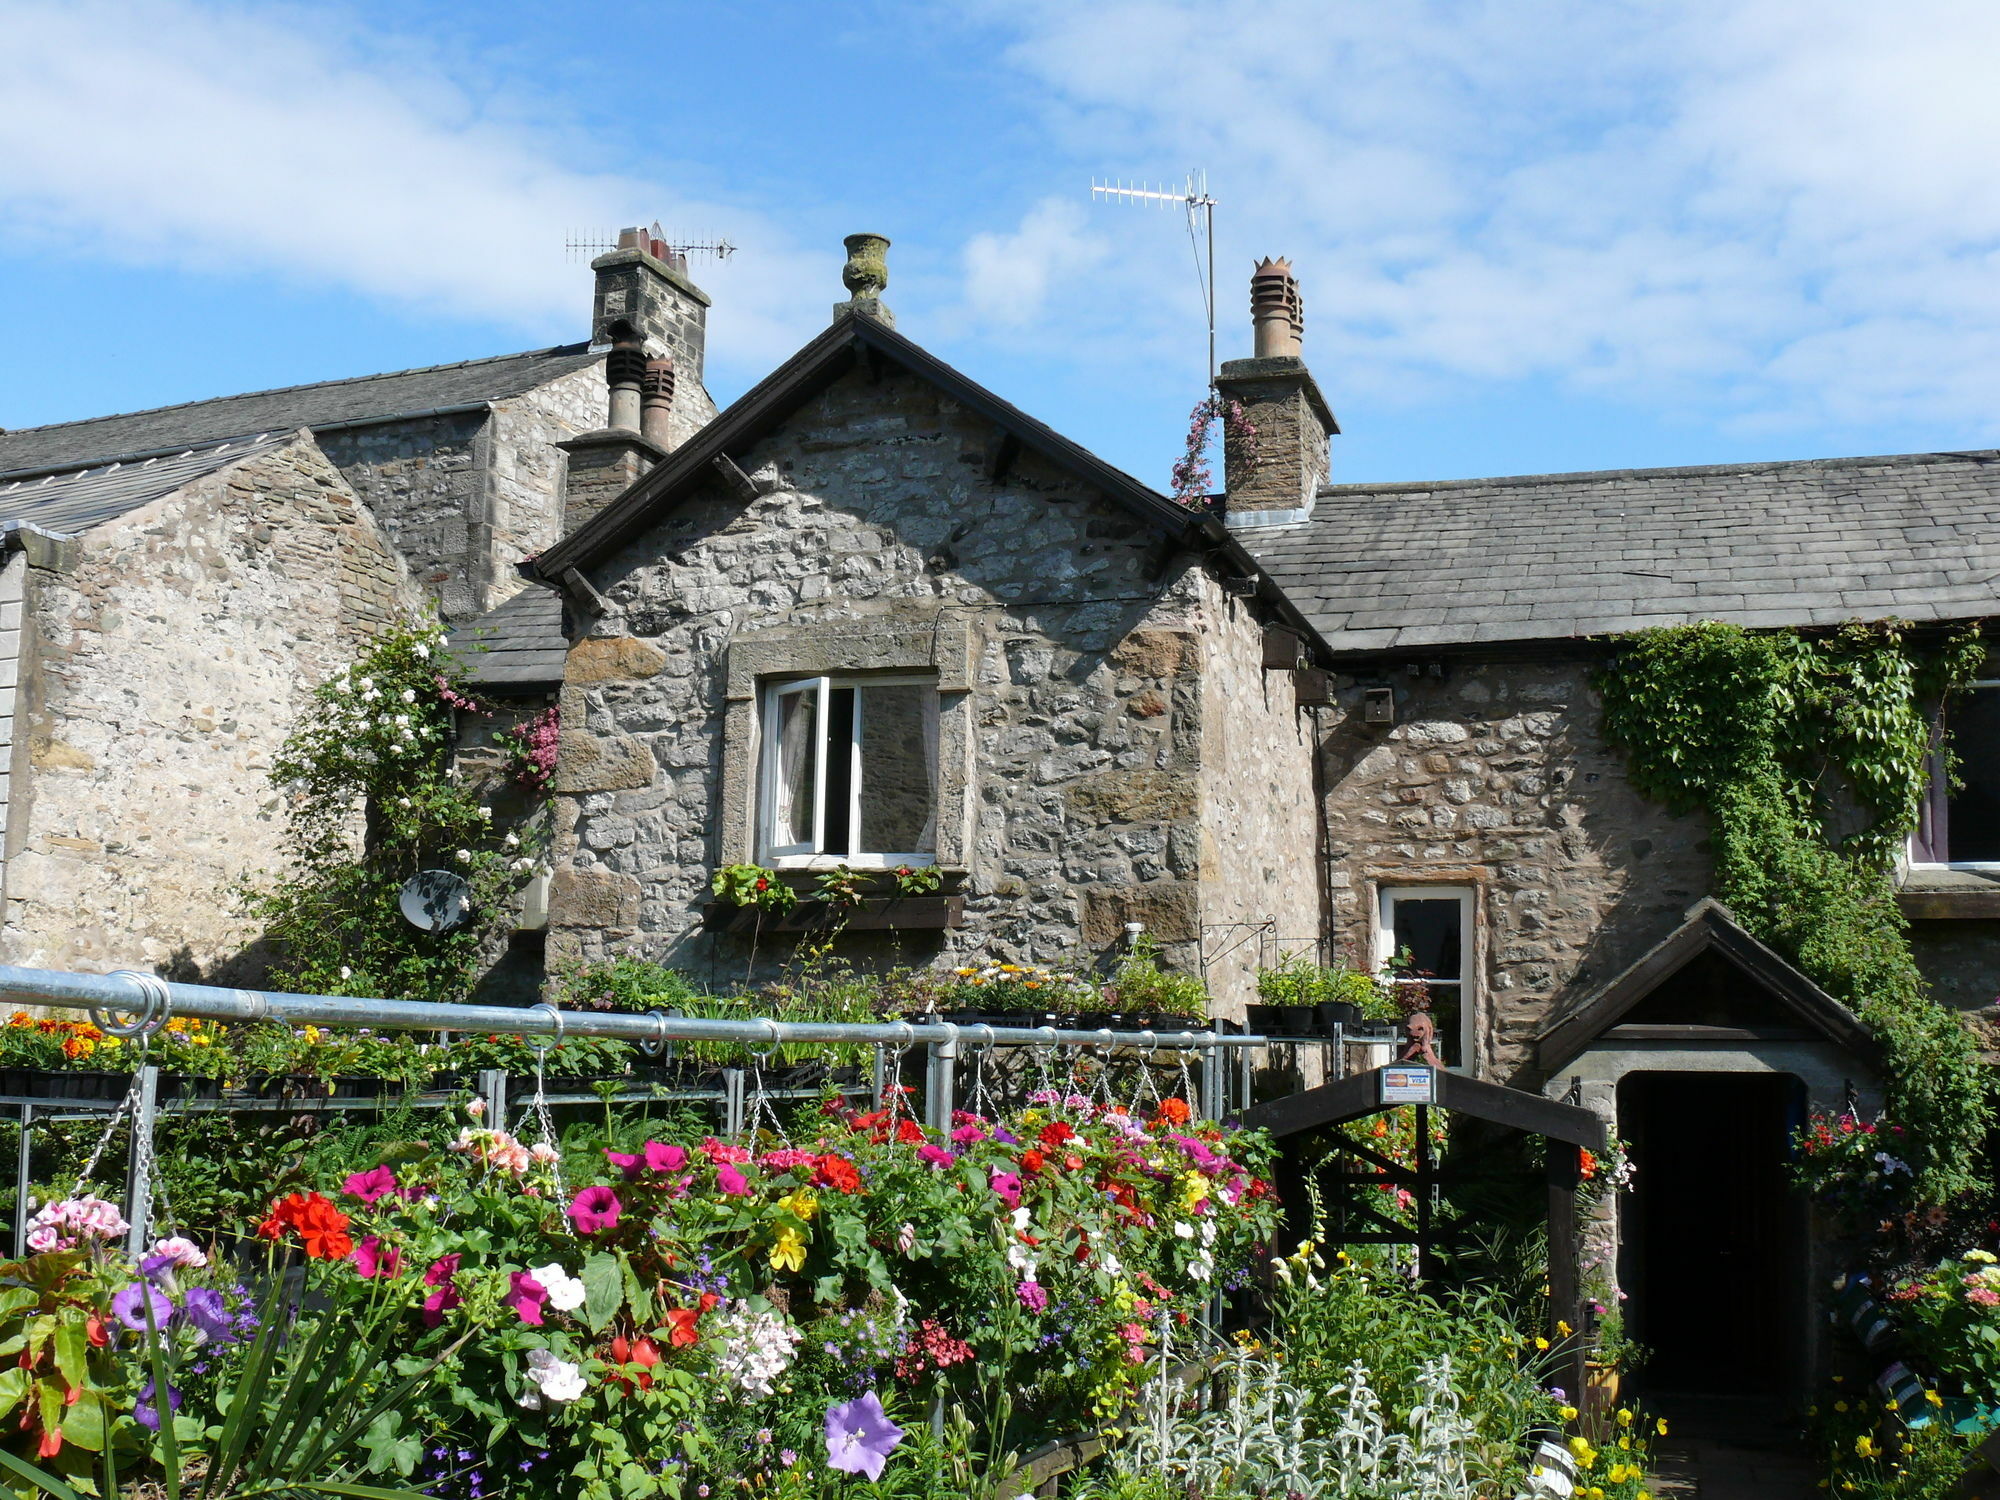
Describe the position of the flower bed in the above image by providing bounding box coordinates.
[0,1090,1279,1497]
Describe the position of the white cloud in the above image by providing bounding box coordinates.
[0,0,824,371]
[957,0,2000,441]
[962,197,1112,327]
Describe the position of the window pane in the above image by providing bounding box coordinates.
[1391,898,1463,984]
[825,689,855,856]
[856,684,935,855]
[773,688,819,849]
[1421,981,1463,1068]
[1949,690,2000,862]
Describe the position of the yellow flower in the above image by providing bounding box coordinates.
[1855,1436,1880,1459]
[1655,1419,1669,1436]
[1558,1405,1580,1422]
[1568,1436,1597,1468]
[1926,1389,1944,1407]
[1617,1408,1633,1427]
[1557,1319,1572,1336]
[1834,1400,1849,1413]
[1535,1336,1551,1350]
[304,1025,322,1044]
[768,1226,807,1274]
[778,1189,818,1222]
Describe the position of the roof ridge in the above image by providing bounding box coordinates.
[0,429,302,485]
[0,343,593,441]
[1315,447,2000,498]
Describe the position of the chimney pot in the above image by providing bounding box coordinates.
[1251,257,1304,360]
[616,226,645,251]
[640,357,676,449]
[605,326,646,434]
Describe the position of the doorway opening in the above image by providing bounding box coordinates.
[1618,1070,1808,1399]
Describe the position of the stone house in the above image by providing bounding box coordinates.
[512,243,2000,1409]
[0,229,717,977]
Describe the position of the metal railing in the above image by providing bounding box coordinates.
[0,963,1387,1256]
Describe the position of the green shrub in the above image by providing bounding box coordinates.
[1257,952,1400,1021]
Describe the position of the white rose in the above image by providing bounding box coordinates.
[455,849,472,863]
[504,832,520,848]
[394,715,409,728]
[402,688,416,703]
[412,644,430,660]
[359,677,374,691]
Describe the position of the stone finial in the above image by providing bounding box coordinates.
[1251,257,1304,359]
[640,357,676,449]
[834,232,895,327]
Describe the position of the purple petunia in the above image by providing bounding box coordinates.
[824,1391,903,1481]
[181,1286,238,1346]
[134,1378,181,1431]
[342,1164,399,1205]
[111,1280,173,1332]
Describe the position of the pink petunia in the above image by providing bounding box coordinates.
[917,1145,955,1170]
[567,1185,623,1234]
[989,1170,1022,1210]
[420,1253,462,1327]
[352,1236,402,1280]
[645,1141,689,1172]
[603,1149,644,1180]
[342,1165,398,1205]
[506,1271,548,1325]
[716,1163,752,1197]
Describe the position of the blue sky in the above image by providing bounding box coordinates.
[4,0,2000,490]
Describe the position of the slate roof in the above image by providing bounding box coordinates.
[0,344,600,476]
[452,587,566,692]
[1237,449,2000,654]
[0,434,294,536]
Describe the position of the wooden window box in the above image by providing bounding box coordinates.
[701,894,965,935]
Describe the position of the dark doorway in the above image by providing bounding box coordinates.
[1619,1071,1808,1397]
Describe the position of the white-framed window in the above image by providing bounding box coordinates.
[757,674,939,867]
[1912,681,2000,869]
[1375,885,1475,1070]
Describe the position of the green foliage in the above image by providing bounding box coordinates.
[1808,1377,1975,1500]
[245,619,542,1004]
[1105,936,1209,1018]
[1256,952,1401,1021]
[553,959,706,1015]
[711,865,796,912]
[1598,620,1991,1201]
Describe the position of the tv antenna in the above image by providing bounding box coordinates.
[564,220,737,265]
[1091,169,1218,384]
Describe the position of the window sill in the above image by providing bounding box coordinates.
[701,894,966,935]
[1896,866,2000,919]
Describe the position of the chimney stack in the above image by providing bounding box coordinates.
[591,226,710,398]
[640,357,676,450]
[833,233,894,327]
[1214,258,1338,526]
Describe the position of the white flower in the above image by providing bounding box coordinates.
[397,797,412,808]
[529,1141,560,1164]
[530,1262,587,1312]
[393,714,409,728]
[401,688,416,703]
[1200,1219,1216,1246]
[1875,1152,1911,1175]
[1100,1249,1122,1277]
[479,807,492,820]
[358,677,374,691]
[1010,1207,1031,1233]
[333,678,350,694]
[412,643,430,660]
[1173,1221,1194,1240]
[1005,1241,1037,1275]
[711,1302,802,1399]
[521,1348,585,1406]
[146,1236,207,1268]
[896,1222,917,1256]
[504,831,520,848]
[338,966,352,980]
[455,849,472,863]
[467,1098,487,1119]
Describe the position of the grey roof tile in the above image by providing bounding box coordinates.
[0,435,293,535]
[451,587,567,692]
[0,345,600,475]
[1239,449,2000,651]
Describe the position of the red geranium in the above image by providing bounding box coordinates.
[814,1154,863,1194]
[1037,1121,1076,1150]
[1021,1149,1047,1175]
[607,1334,662,1390]
[257,1192,354,1260]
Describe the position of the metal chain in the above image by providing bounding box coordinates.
[71,1068,143,1194]
[526,1005,568,1208]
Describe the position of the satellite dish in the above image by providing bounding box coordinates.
[399,869,472,933]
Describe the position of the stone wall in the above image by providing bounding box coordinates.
[319,411,488,622]
[1319,657,1712,1081]
[2,437,420,978]
[1907,919,2000,1053]
[543,361,1308,1011]
[487,367,609,597]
